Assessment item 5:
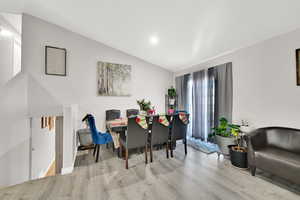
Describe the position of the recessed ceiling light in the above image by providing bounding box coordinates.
[149,35,159,45]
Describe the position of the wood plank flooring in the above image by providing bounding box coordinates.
[45,161,56,177]
[0,144,299,200]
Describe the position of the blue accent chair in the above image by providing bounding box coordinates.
[87,114,113,162]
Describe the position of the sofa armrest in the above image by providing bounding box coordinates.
[247,129,267,150]
[246,128,267,167]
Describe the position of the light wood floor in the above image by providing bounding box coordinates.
[45,161,56,177]
[0,144,299,200]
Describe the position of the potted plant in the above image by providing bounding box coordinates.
[228,125,248,168]
[168,86,176,105]
[210,117,236,155]
[137,99,152,115]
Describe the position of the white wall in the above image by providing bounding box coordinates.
[0,14,22,87]
[28,75,62,117]
[61,104,79,174]
[0,36,14,86]
[31,117,55,179]
[0,73,30,187]
[22,14,173,131]
[0,72,64,187]
[176,28,300,130]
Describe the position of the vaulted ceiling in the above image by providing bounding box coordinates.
[2,0,300,71]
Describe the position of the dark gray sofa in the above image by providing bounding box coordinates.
[247,127,300,185]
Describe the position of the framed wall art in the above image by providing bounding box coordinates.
[97,61,131,96]
[45,46,67,76]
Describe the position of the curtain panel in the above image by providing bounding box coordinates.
[214,62,233,126]
[175,74,191,111]
[192,70,207,140]
[191,62,232,141]
[175,62,232,142]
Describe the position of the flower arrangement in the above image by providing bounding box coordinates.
[136,99,152,112]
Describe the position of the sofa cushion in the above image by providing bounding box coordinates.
[266,128,300,153]
[255,147,300,184]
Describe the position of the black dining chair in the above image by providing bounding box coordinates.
[105,110,121,121]
[126,109,139,117]
[149,115,171,162]
[105,110,121,149]
[170,114,189,157]
[119,116,149,169]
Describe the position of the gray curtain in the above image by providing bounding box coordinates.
[214,62,233,126]
[191,62,232,141]
[207,67,216,134]
[175,74,191,111]
[192,70,207,140]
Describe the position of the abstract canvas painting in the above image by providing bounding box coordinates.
[97,61,131,96]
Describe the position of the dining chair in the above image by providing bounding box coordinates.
[170,113,189,157]
[126,109,139,117]
[105,110,121,121]
[105,109,121,149]
[149,115,171,162]
[86,114,113,162]
[119,116,149,169]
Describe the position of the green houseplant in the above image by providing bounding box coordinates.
[168,86,176,106]
[228,124,248,168]
[210,117,237,155]
[168,86,176,98]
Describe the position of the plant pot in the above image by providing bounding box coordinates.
[215,135,236,155]
[169,98,175,105]
[228,145,248,168]
[168,108,175,114]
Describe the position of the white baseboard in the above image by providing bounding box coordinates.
[61,147,78,175]
[61,166,74,175]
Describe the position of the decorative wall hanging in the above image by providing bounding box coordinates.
[41,116,47,128]
[97,61,131,96]
[296,49,300,85]
[48,116,55,131]
[45,46,67,76]
[44,117,48,128]
[41,117,44,128]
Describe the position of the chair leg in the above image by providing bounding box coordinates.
[93,144,97,157]
[166,143,169,159]
[145,145,148,164]
[118,147,121,158]
[170,141,174,158]
[184,139,187,155]
[112,143,115,152]
[125,149,129,169]
[250,166,256,176]
[118,137,122,158]
[150,145,153,163]
[95,145,100,162]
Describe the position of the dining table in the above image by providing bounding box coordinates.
[106,118,128,149]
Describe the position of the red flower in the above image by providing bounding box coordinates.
[159,119,163,123]
[136,117,141,123]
